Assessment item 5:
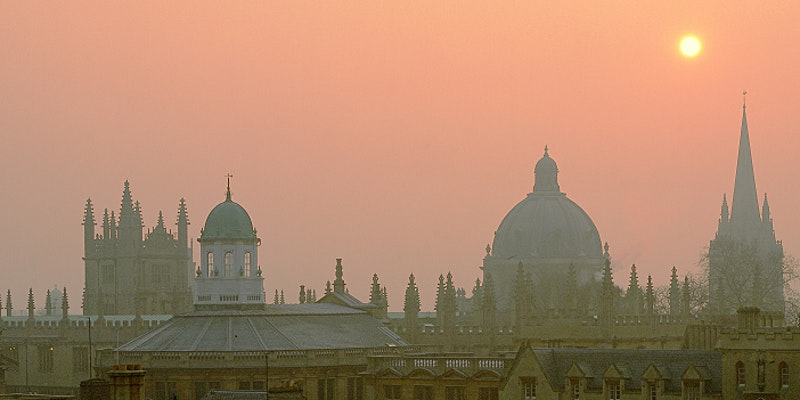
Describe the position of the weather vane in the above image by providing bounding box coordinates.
[743,90,747,108]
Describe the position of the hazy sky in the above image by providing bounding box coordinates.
[2,2,799,313]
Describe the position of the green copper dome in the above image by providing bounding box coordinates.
[199,189,256,241]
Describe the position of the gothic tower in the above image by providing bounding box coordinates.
[83,181,193,315]
[708,100,784,315]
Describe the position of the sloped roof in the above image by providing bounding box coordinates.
[531,348,721,393]
[117,304,407,352]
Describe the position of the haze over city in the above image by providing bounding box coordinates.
[2,2,799,311]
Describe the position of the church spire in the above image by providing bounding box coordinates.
[730,95,761,228]
[226,173,233,202]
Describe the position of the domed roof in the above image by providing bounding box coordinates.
[200,187,256,241]
[491,148,602,259]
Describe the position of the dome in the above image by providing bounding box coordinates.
[491,148,601,259]
[200,189,256,241]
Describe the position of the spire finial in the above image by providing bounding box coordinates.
[225,173,233,201]
[743,90,747,109]
[544,145,549,156]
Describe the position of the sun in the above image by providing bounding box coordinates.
[680,36,702,57]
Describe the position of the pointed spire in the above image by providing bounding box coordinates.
[177,198,189,247]
[333,258,346,293]
[45,289,53,316]
[682,276,691,317]
[27,288,35,320]
[669,267,680,315]
[103,209,110,239]
[62,287,69,318]
[761,193,771,222]
[730,97,761,228]
[5,290,10,317]
[274,289,279,305]
[645,275,655,316]
[299,285,306,304]
[225,173,233,202]
[721,193,729,222]
[279,290,285,304]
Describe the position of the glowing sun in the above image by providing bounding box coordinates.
[680,36,702,57]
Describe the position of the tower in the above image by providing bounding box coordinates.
[708,99,784,315]
[195,177,264,310]
[83,181,193,315]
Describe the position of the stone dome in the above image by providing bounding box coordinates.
[199,189,256,241]
[491,147,602,259]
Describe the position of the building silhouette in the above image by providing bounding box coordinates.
[707,101,785,315]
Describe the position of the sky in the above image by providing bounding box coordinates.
[1,2,799,313]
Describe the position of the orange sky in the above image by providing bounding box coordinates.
[2,2,799,312]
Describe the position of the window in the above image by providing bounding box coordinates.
[7,345,18,362]
[648,383,657,400]
[318,377,336,400]
[684,381,700,400]
[478,387,498,400]
[38,345,54,373]
[244,252,252,276]
[73,346,89,373]
[606,380,620,400]
[347,377,363,400]
[155,382,177,400]
[207,252,214,277]
[521,377,536,400]
[384,385,401,400]
[445,386,465,400]
[224,252,233,276]
[736,361,745,387]
[780,362,789,388]
[414,385,433,400]
[152,263,170,285]
[102,264,115,284]
[571,379,581,400]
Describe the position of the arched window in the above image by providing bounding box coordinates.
[244,252,251,277]
[736,361,745,387]
[780,362,789,388]
[224,252,233,276]
[206,252,214,277]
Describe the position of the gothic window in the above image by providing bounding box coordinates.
[152,264,170,285]
[102,264,114,284]
[224,252,233,277]
[383,385,401,400]
[736,361,745,386]
[207,252,214,277]
[606,380,620,400]
[780,362,789,388]
[445,386,465,400]
[72,346,89,373]
[37,344,54,373]
[244,252,252,276]
[520,377,536,400]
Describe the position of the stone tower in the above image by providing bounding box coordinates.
[194,177,265,310]
[83,181,193,315]
[708,100,784,315]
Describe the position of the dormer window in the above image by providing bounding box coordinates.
[684,381,700,400]
[571,379,580,399]
[606,380,620,400]
[520,377,536,400]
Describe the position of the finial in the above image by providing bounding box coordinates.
[743,90,747,109]
[225,173,233,201]
[544,145,549,156]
